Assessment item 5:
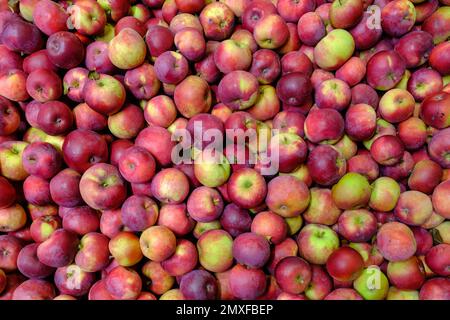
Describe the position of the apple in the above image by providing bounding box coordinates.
[0,69,29,102]
[199,2,235,41]
[124,63,160,100]
[36,229,79,268]
[304,107,345,144]
[0,97,20,137]
[425,244,450,276]
[378,88,415,123]
[0,177,16,209]
[369,176,401,212]
[83,73,126,116]
[407,68,443,102]
[366,50,406,91]
[251,211,288,244]
[351,83,379,108]
[398,117,428,150]
[377,222,417,262]
[370,135,405,166]
[151,168,190,204]
[253,14,289,49]
[0,141,29,181]
[219,203,252,237]
[17,243,55,279]
[109,231,143,267]
[32,0,68,36]
[231,29,258,53]
[197,230,233,272]
[242,0,277,32]
[325,288,363,300]
[158,204,195,237]
[30,215,61,243]
[419,278,450,300]
[229,264,266,299]
[330,0,363,29]
[26,69,62,103]
[139,226,176,262]
[24,175,51,206]
[46,31,85,69]
[144,95,177,128]
[141,261,174,295]
[85,41,117,74]
[232,232,270,269]
[353,266,389,300]
[161,239,198,276]
[54,264,95,297]
[276,72,312,106]
[135,126,176,167]
[422,6,450,44]
[326,246,364,283]
[105,266,142,300]
[429,41,450,75]
[331,172,371,210]
[277,0,315,23]
[432,180,450,219]
[75,232,110,272]
[180,270,217,300]
[174,75,212,117]
[297,12,326,47]
[394,31,433,69]
[68,0,107,36]
[408,160,443,193]
[169,13,202,34]
[12,279,55,300]
[307,145,346,186]
[275,256,311,294]
[187,187,224,222]
[387,256,425,290]
[420,92,450,129]
[0,45,22,74]
[145,25,174,58]
[297,223,339,265]
[314,29,355,71]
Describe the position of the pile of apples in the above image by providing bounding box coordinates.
[0,0,449,300]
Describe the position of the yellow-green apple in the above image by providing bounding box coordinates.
[108,28,146,69]
[331,172,371,209]
[313,29,355,71]
[369,176,401,212]
[194,150,231,187]
[379,88,415,123]
[109,231,143,267]
[68,0,107,36]
[353,266,389,300]
[0,141,29,181]
[297,223,339,264]
[197,229,233,272]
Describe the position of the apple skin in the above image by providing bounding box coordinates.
[408,160,443,194]
[297,12,326,46]
[158,204,194,237]
[17,243,55,279]
[430,41,450,75]
[151,168,190,205]
[242,0,277,32]
[415,0,439,23]
[85,41,117,74]
[344,104,377,142]
[381,0,416,37]
[62,206,101,236]
[0,45,23,74]
[169,13,203,34]
[108,28,146,70]
[88,279,114,300]
[115,16,146,36]
[0,204,27,233]
[227,168,267,209]
[315,79,351,112]
[23,174,52,205]
[24,175,52,206]
[161,239,198,277]
[229,264,266,300]
[425,244,450,276]
[253,14,289,49]
[135,126,176,167]
[174,75,212,117]
[0,141,29,181]
[36,229,79,268]
[145,25,174,58]
[313,29,355,71]
[54,264,96,297]
[251,211,288,245]
[46,31,85,69]
[22,142,62,180]
[159,289,185,300]
[330,0,364,29]
[49,169,83,208]
[187,187,224,223]
[232,232,270,269]
[387,287,419,300]
[199,2,235,41]
[307,145,346,186]
[297,223,339,265]
[276,72,312,106]
[398,118,428,152]
[26,69,62,103]
[280,51,313,77]
[420,92,450,129]
[72,103,108,132]
[75,232,110,273]
[139,226,176,262]
[30,215,61,243]
[0,97,20,137]
[218,71,259,111]
[366,50,406,91]
[0,69,30,102]
[369,176,401,212]
[331,172,371,210]
[353,266,389,300]
[12,279,56,300]
[63,68,90,103]
[249,49,281,84]
[370,135,405,166]
[180,269,218,300]
[83,73,126,116]
[428,128,450,169]
[422,6,450,44]
[219,203,251,237]
[303,188,341,226]
[197,230,233,273]
[407,68,443,102]
[275,256,312,294]
[419,278,450,300]
[1,16,43,55]
[304,107,345,144]
[109,231,143,267]
[325,288,363,300]
[0,235,23,272]
[387,256,425,290]
[266,175,310,218]
[377,222,417,262]
[0,177,16,209]
[144,95,177,128]
[68,0,107,36]
[141,260,174,296]
[326,247,364,282]
[124,63,160,100]
[351,83,379,108]
[32,0,68,36]
[394,31,433,69]
[105,266,142,300]
[79,163,127,211]
[432,180,450,219]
